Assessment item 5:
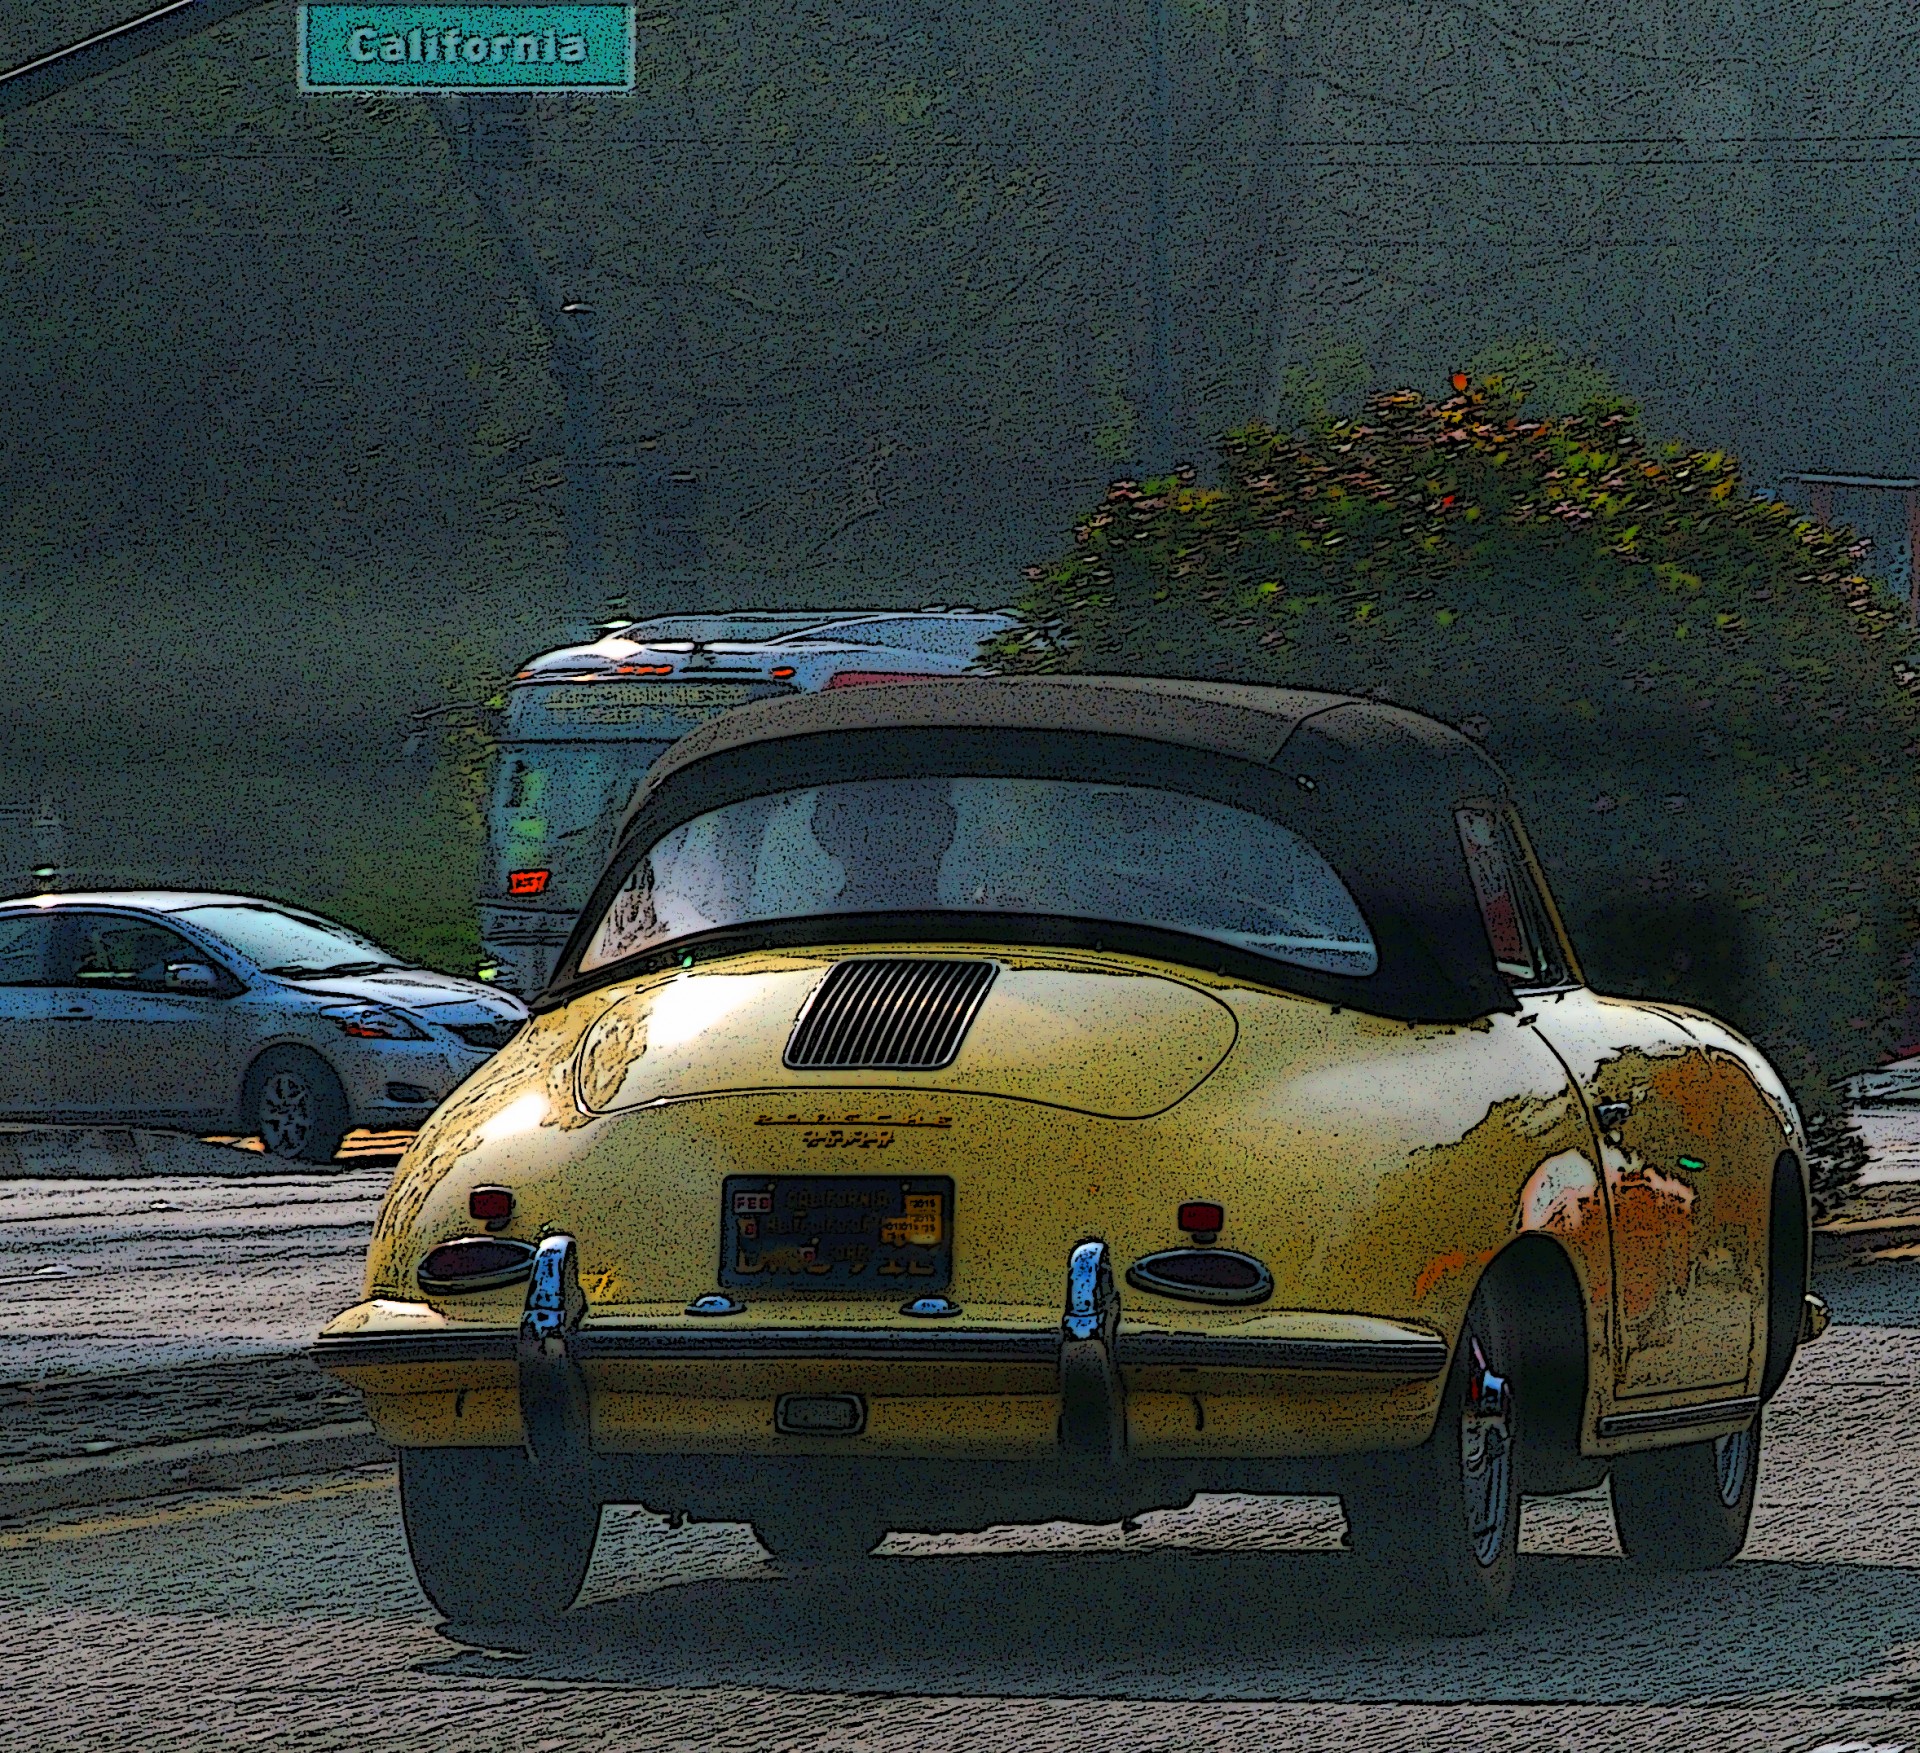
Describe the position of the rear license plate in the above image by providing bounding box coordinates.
[720,1176,954,1292]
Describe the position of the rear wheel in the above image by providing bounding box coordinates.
[247,1048,349,1163]
[751,1504,888,1564]
[399,1447,601,1622]
[1610,1415,1760,1570]
[1345,1287,1522,1633]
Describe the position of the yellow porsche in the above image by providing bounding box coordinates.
[315,676,1824,1630]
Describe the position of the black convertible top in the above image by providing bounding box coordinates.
[542,675,1530,1023]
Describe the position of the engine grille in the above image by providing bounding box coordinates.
[784,958,998,1072]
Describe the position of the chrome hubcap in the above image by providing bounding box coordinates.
[1460,1335,1514,1568]
[1713,1423,1755,1506]
[259,1072,314,1154]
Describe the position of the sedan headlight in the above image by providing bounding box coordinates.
[321,1002,429,1041]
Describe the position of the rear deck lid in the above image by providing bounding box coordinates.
[575,954,1236,1120]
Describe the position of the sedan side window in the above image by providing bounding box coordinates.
[0,915,54,985]
[1456,808,1567,989]
[53,915,218,995]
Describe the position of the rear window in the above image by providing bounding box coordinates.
[579,776,1376,978]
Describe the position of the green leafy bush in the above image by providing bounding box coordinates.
[998,384,1920,1214]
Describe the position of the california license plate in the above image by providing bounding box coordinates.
[719,1176,954,1291]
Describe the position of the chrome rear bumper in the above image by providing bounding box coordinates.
[313,1235,1450,1389]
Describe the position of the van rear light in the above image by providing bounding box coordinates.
[508,870,551,896]
[417,1235,537,1293]
[823,671,949,689]
[1125,1248,1274,1307]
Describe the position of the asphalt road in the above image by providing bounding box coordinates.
[0,1164,382,1460]
[0,1166,383,1381]
[5,1123,1920,1747]
[1,1253,1919,1746]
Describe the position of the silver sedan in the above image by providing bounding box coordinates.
[0,891,527,1160]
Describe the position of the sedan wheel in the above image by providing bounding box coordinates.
[1345,1287,1522,1633]
[248,1049,349,1163]
[1610,1413,1761,1569]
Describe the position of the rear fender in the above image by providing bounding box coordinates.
[1469,1233,1603,1492]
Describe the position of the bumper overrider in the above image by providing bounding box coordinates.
[314,1236,1450,1469]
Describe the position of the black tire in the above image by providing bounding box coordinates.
[751,1504,887,1564]
[246,1047,349,1163]
[1345,1286,1522,1633]
[1610,1414,1760,1570]
[398,1447,601,1622]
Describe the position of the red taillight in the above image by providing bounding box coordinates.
[823,671,949,689]
[1126,1247,1272,1305]
[469,1186,513,1224]
[770,666,796,679]
[1178,1202,1224,1239]
[508,870,551,896]
[613,663,674,675]
[418,1235,536,1293]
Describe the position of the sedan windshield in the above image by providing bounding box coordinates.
[578,778,1376,976]
[172,905,401,977]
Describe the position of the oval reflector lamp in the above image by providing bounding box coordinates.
[1125,1248,1274,1306]
[417,1235,538,1293]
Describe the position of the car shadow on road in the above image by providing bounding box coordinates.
[421,1546,1920,1707]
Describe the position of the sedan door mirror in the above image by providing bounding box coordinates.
[165,961,223,995]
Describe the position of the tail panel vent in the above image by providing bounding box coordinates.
[785,959,998,1072]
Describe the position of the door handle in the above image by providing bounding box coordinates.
[1596,1101,1630,1130]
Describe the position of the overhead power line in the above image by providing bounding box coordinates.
[7,137,1920,174]
[0,1,275,118]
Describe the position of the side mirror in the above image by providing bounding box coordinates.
[165,961,222,995]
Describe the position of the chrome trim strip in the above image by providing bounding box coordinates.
[1597,1393,1760,1439]
[1124,1333,1447,1375]
[314,1327,1448,1376]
